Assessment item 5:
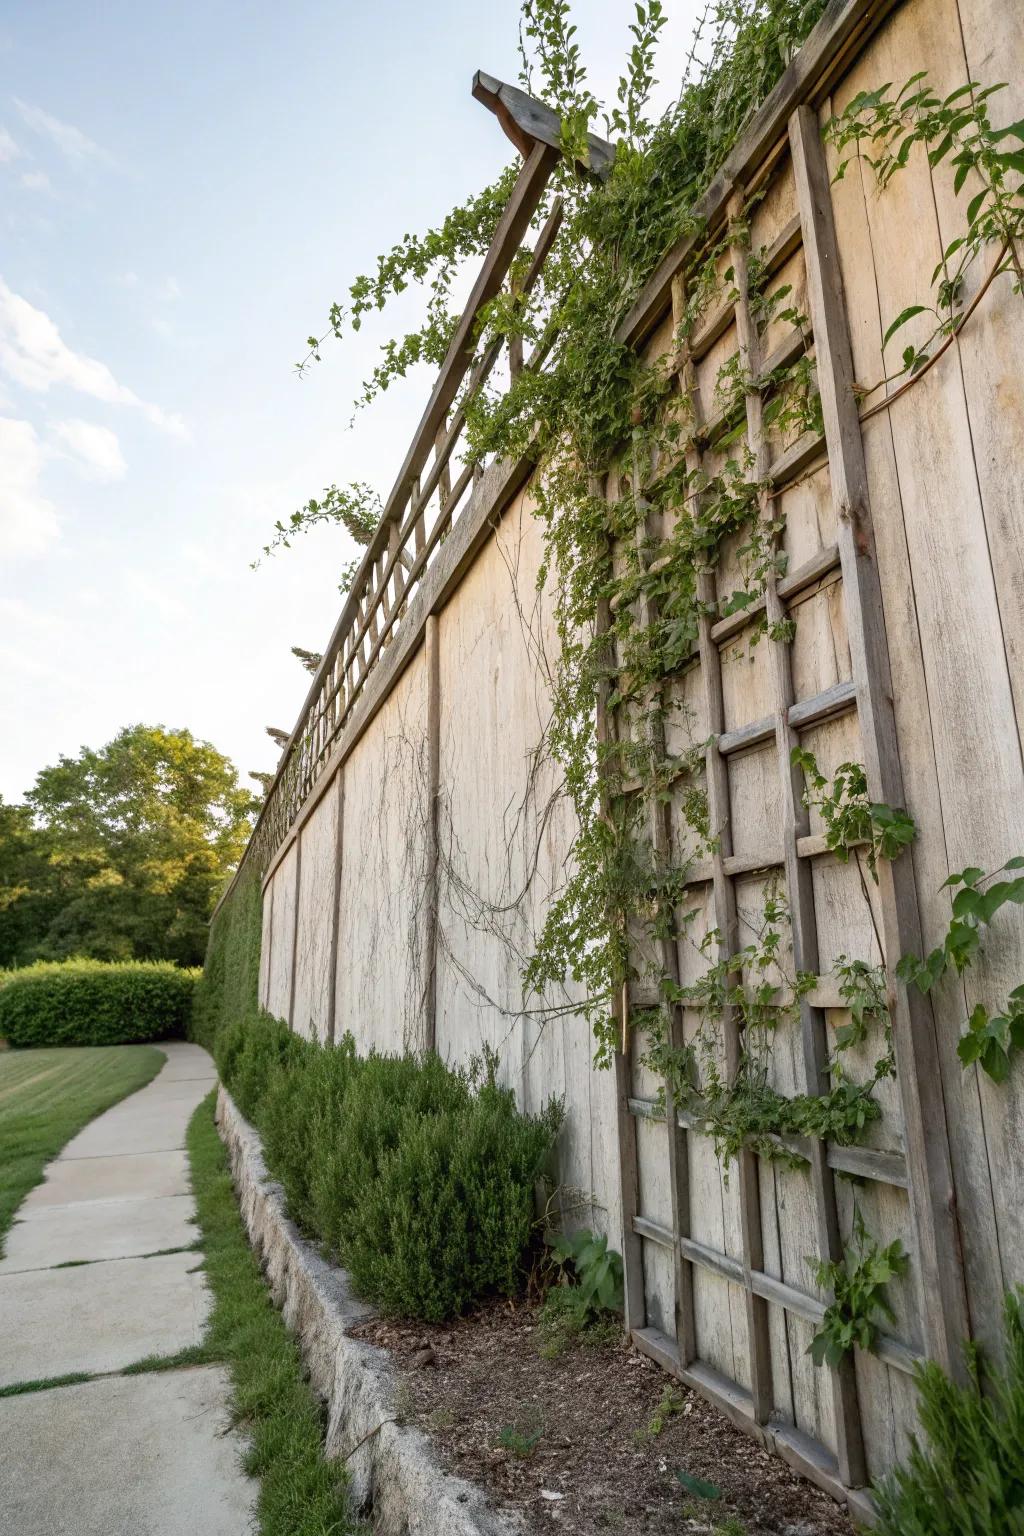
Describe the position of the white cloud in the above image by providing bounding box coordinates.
[0,278,189,439]
[54,418,126,481]
[20,170,51,193]
[0,417,59,556]
[125,569,188,622]
[13,99,108,166]
[0,126,20,163]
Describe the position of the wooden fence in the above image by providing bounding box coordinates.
[228,0,1024,1514]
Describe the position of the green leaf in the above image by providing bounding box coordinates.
[951,887,981,920]
[982,1040,1011,1084]
[941,866,985,889]
[965,190,988,226]
[675,1470,721,1501]
[882,305,927,350]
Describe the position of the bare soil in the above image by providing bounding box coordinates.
[353,1301,857,1536]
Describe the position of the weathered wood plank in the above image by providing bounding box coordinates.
[472,70,615,178]
[790,100,969,1378]
[422,615,441,1054]
[326,767,344,1046]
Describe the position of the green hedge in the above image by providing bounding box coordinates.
[191,859,263,1052]
[215,1012,562,1321]
[0,959,198,1047]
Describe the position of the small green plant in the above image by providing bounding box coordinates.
[538,1226,625,1357]
[545,1227,625,1312]
[636,1382,687,1442]
[496,1420,544,1459]
[538,1283,621,1358]
[873,1289,1024,1535]
[809,1207,908,1367]
[958,988,1024,1085]
[791,748,916,879]
[897,858,1024,990]
[833,955,889,1051]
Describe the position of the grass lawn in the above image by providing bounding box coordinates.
[0,1044,165,1251]
[184,1093,359,1535]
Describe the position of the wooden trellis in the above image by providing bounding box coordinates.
[606,46,971,1511]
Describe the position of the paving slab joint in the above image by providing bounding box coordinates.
[216,1086,525,1536]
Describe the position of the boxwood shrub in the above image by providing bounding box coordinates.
[216,1013,562,1322]
[0,959,198,1047]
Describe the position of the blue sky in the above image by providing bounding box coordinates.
[0,0,700,802]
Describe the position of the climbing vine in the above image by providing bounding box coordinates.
[827,74,1024,382]
[791,746,917,880]
[898,858,1024,1083]
[809,1206,908,1366]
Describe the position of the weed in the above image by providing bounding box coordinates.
[496,1417,544,1459]
[538,1284,621,1359]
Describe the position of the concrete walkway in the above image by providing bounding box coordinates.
[0,1041,256,1535]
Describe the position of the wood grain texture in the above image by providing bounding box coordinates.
[789,99,969,1377]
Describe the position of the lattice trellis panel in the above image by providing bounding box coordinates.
[608,104,967,1510]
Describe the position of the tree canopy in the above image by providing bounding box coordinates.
[0,725,258,969]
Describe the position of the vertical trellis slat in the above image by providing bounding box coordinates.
[788,102,969,1377]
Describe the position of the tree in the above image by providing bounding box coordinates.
[0,725,258,969]
[0,798,62,968]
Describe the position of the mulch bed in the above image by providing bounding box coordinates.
[352,1301,856,1536]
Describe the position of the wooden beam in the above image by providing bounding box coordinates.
[472,69,615,179]
[287,831,302,1032]
[789,102,970,1380]
[230,140,559,876]
[422,615,441,1055]
[326,766,344,1047]
[673,264,774,1426]
[630,472,697,1368]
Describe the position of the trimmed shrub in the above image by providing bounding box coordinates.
[217,1022,562,1322]
[341,1079,561,1320]
[213,1011,309,1125]
[260,1032,358,1232]
[0,959,198,1047]
[874,1288,1024,1534]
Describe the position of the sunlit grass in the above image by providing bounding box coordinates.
[0,1043,165,1250]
